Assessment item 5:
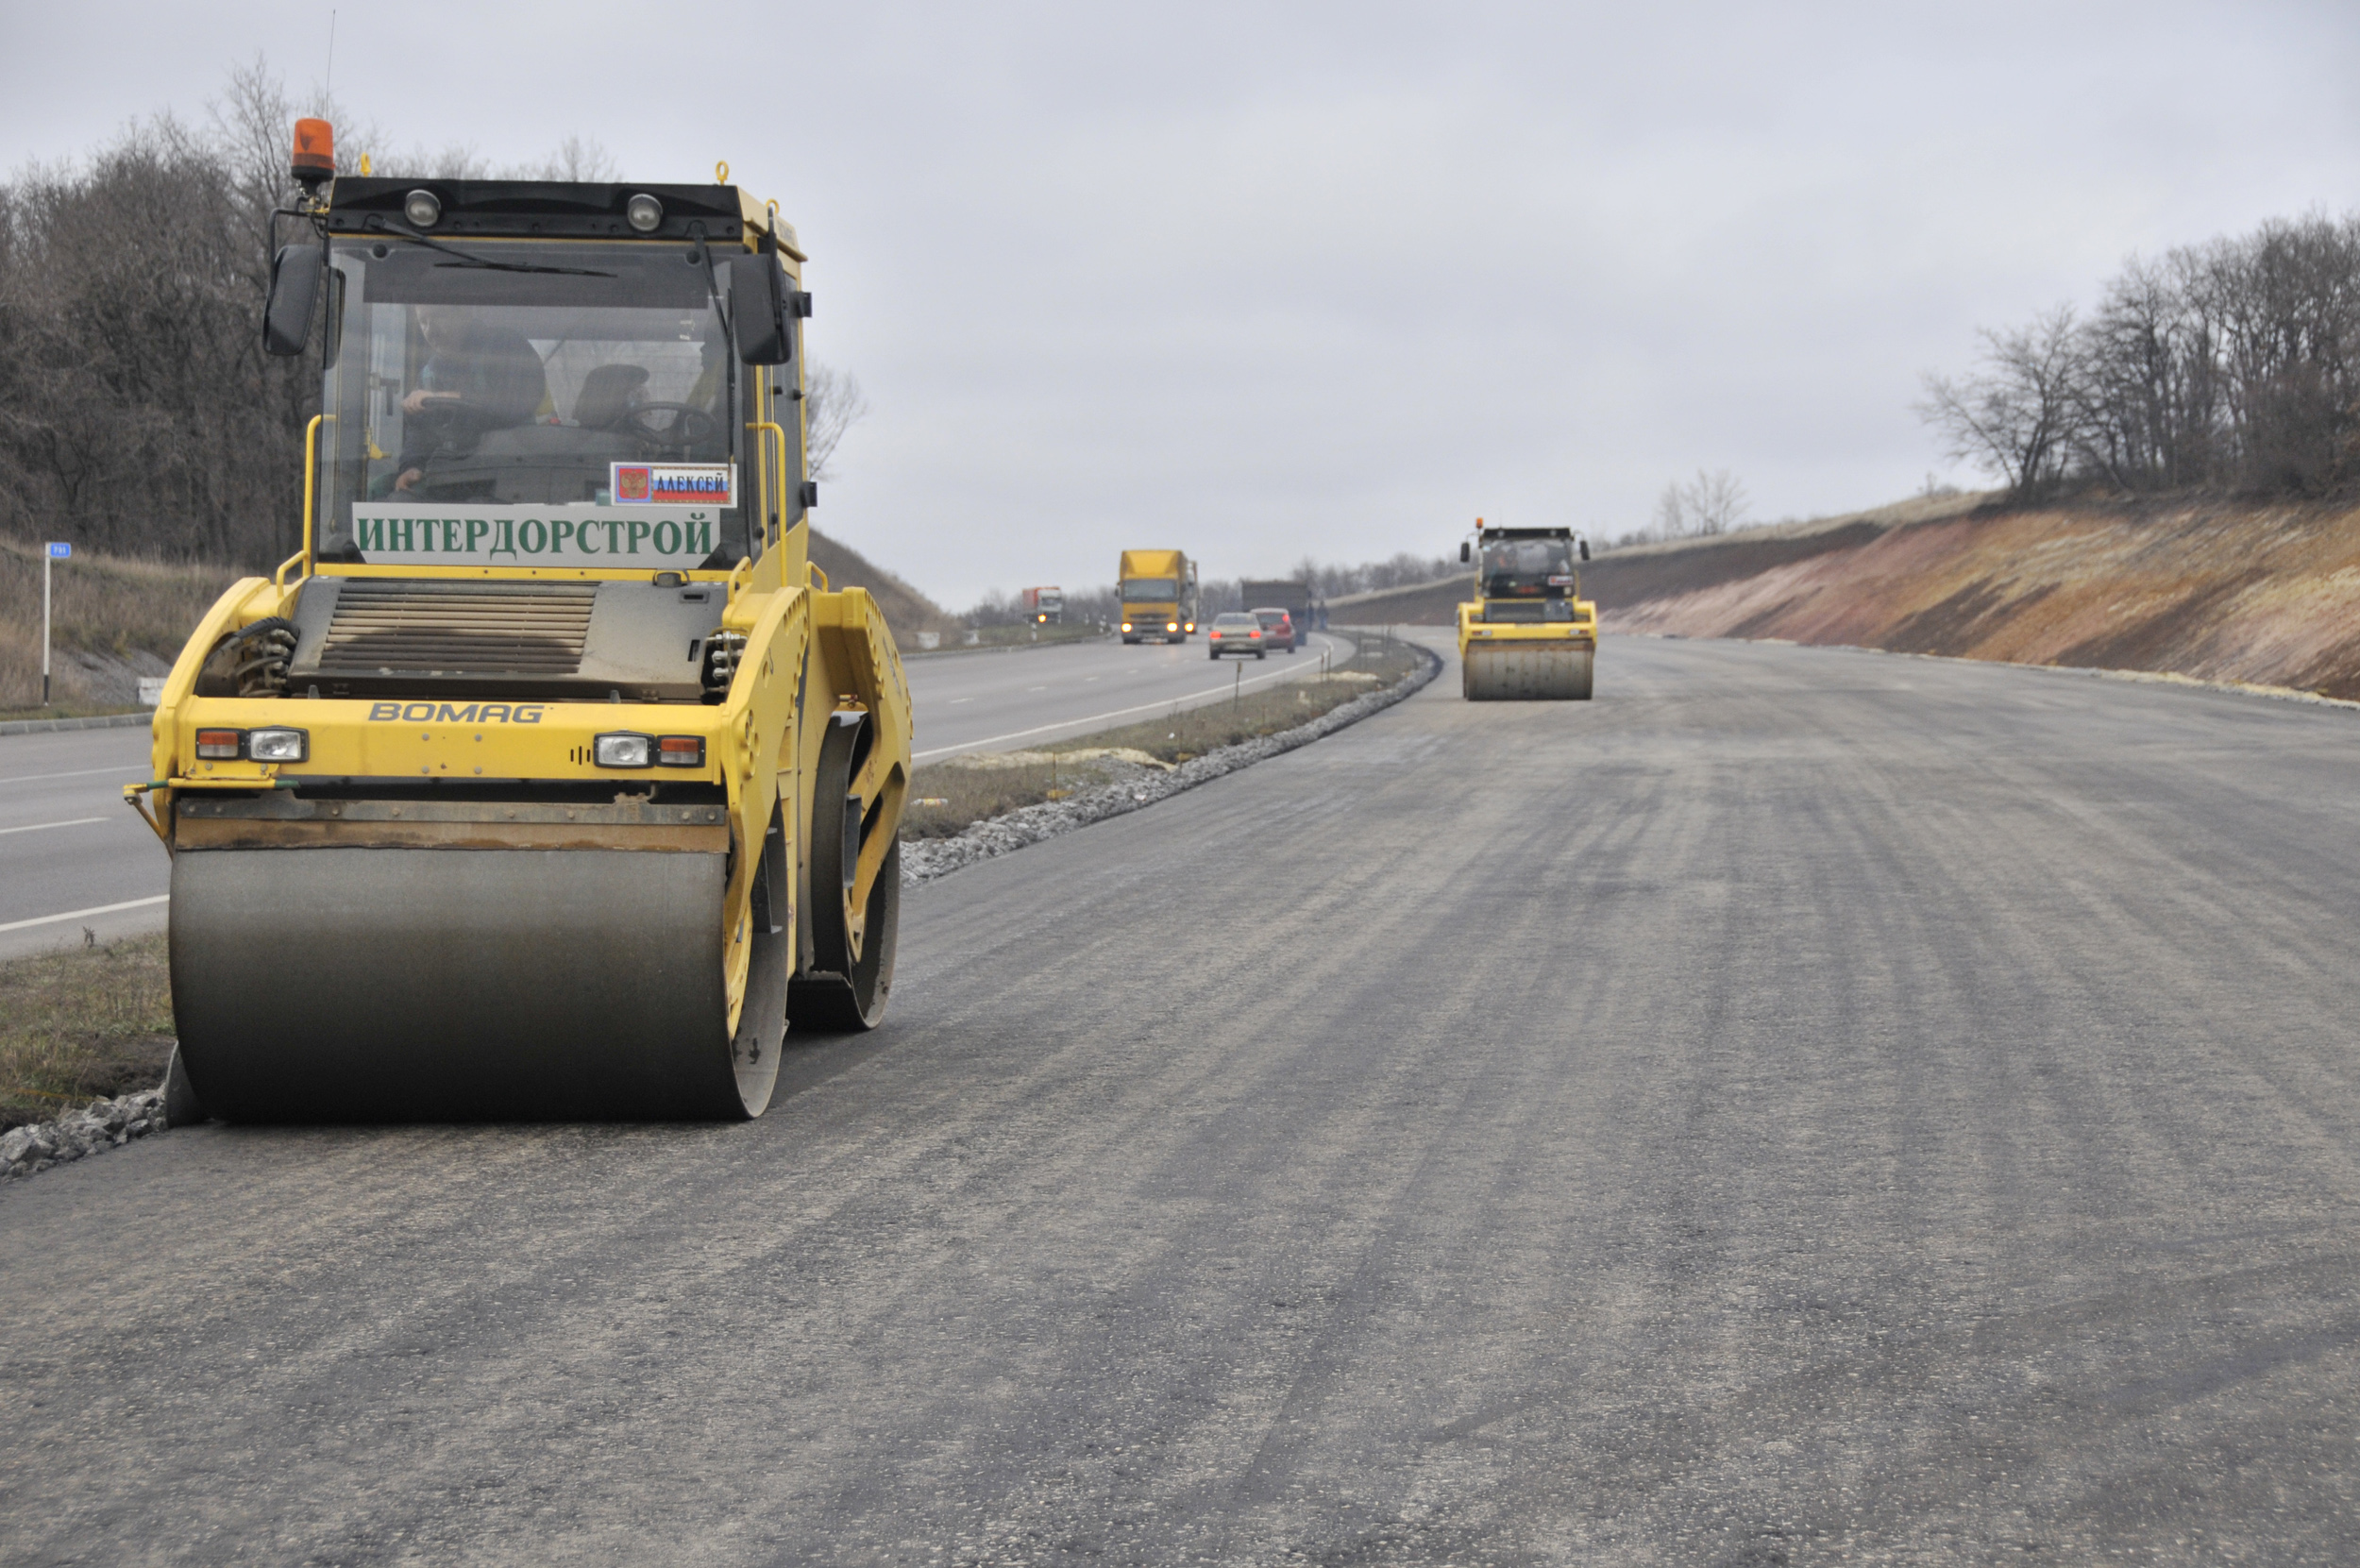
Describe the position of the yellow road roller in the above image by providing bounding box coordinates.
[128,127,910,1121]
[1457,522,1597,700]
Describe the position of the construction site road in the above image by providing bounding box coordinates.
[7,633,2360,1563]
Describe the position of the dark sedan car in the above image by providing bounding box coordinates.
[1252,607,1297,652]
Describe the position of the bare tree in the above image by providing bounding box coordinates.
[1639,469,1747,541]
[1650,482,1689,539]
[803,362,870,481]
[1683,468,1748,534]
[499,136,618,182]
[1916,307,2082,495]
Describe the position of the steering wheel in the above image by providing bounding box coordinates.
[620,402,719,452]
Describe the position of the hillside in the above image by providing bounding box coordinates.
[806,527,961,647]
[1589,493,2360,700]
[1327,574,1475,625]
[0,539,238,712]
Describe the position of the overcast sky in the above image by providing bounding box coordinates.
[8,1,2358,605]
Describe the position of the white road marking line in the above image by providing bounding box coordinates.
[947,698,973,704]
[913,636,1345,761]
[0,765,147,786]
[0,817,108,836]
[0,894,170,935]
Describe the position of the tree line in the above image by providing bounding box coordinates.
[1921,211,2360,498]
[0,60,864,567]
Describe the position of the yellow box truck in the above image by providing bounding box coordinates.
[1118,549,1197,643]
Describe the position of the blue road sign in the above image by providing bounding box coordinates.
[46,542,70,559]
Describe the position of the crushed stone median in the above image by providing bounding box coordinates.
[2,1088,169,1181]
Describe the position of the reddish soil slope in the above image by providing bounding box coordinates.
[1589,495,2360,700]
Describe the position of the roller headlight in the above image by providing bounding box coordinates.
[403,189,442,228]
[247,728,310,763]
[625,194,664,232]
[594,732,653,768]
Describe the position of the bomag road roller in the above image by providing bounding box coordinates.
[1457,522,1598,700]
[127,124,910,1121]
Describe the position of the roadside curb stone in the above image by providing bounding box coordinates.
[902,642,1441,887]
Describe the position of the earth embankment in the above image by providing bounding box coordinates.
[1589,493,2360,700]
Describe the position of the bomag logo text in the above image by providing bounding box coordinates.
[367,702,547,724]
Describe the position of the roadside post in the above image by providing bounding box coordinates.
[42,541,71,707]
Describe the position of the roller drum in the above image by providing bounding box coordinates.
[1461,643,1594,701]
[171,846,767,1121]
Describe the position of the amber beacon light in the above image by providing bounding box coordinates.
[291,119,335,190]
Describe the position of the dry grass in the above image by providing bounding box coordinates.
[0,535,242,713]
[900,632,1421,839]
[0,932,177,1131]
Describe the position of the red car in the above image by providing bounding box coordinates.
[1252,607,1297,652]
[1207,612,1267,659]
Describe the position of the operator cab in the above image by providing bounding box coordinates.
[278,178,808,576]
[1469,527,1588,623]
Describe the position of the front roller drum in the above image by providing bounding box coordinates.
[1462,643,1594,701]
[170,845,785,1121]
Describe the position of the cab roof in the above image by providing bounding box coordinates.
[323,178,801,257]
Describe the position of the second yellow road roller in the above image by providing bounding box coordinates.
[1458,522,1598,700]
[129,125,910,1121]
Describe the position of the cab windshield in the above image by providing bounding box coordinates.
[1480,536,1577,598]
[1123,578,1178,600]
[314,238,772,570]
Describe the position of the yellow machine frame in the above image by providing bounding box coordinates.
[1456,526,1598,701]
[132,181,910,1119]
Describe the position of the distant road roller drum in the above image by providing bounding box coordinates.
[1461,642,1593,700]
[126,133,912,1121]
[1456,522,1598,702]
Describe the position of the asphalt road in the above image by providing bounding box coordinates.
[7,634,2360,1563]
[0,633,1344,959]
[0,726,168,961]
[905,631,1347,760]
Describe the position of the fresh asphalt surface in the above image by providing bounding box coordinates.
[7,633,2360,1563]
[0,632,1342,960]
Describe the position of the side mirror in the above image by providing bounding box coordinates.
[729,252,792,364]
[1578,539,1591,562]
[262,245,323,357]
[1458,541,1470,564]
